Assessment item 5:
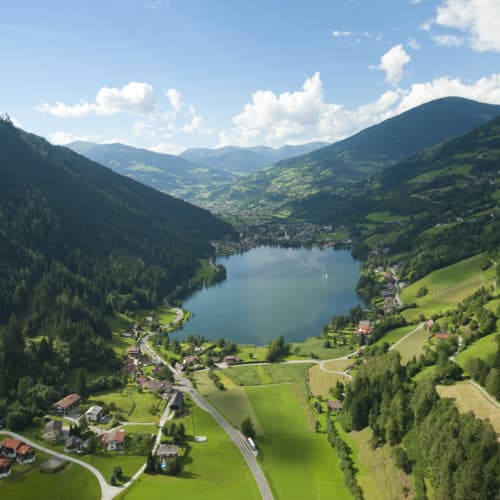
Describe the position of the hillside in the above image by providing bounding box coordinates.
[67,141,234,201]
[207,97,500,214]
[180,142,328,176]
[0,118,235,423]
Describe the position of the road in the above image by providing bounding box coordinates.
[1,431,121,500]
[141,334,274,500]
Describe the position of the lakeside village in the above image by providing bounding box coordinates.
[212,222,352,256]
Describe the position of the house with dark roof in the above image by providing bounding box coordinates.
[65,436,85,454]
[169,391,184,412]
[156,443,179,460]
[44,420,63,441]
[53,393,81,415]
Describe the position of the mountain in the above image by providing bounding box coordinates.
[301,114,500,280]
[180,142,329,176]
[207,97,500,214]
[67,141,234,201]
[0,118,235,414]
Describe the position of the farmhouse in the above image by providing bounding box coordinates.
[223,355,242,365]
[425,319,435,331]
[182,355,199,367]
[156,443,179,460]
[43,420,63,441]
[16,444,35,464]
[85,405,104,423]
[0,438,22,458]
[65,436,85,454]
[126,346,141,358]
[53,393,81,415]
[434,332,450,341]
[327,400,343,412]
[356,320,373,336]
[102,429,126,451]
[0,458,11,479]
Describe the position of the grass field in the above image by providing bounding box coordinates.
[456,331,499,368]
[374,325,417,347]
[193,370,263,433]
[288,337,354,360]
[400,253,495,321]
[246,384,351,500]
[320,359,353,372]
[392,325,429,364]
[0,448,100,500]
[309,365,351,398]
[337,426,413,500]
[91,383,165,423]
[119,403,260,500]
[436,382,500,433]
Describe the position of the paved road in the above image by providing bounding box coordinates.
[1,431,121,500]
[141,335,274,500]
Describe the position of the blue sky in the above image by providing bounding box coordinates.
[1,0,499,153]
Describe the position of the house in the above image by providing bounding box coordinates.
[156,443,179,460]
[102,430,126,451]
[182,355,199,367]
[16,444,35,464]
[53,393,81,415]
[43,420,63,441]
[223,355,241,366]
[132,323,142,334]
[65,436,85,454]
[425,319,435,331]
[144,380,172,393]
[0,458,11,479]
[0,438,23,458]
[123,361,142,378]
[85,405,104,423]
[174,362,185,372]
[356,320,373,336]
[434,332,450,341]
[126,346,141,358]
[169,391,184,412]
[327,400,343,412]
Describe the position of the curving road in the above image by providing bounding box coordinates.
[1,431,121,500]
[141,334,274,500]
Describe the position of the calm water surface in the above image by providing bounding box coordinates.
[181,246,362,345]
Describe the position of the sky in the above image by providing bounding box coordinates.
[1,0,500,154]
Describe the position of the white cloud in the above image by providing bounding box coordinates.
[431,33,464,46]
[408,37,421,50]
[49,131,97,144]
[218,72,500,147]
[37,82,156,117]
[332,31,352,37]
[166,88,184,112]
[181,113,204,133]
[434,0,500,52]
[150,142,184,155]
[377,44,411,85]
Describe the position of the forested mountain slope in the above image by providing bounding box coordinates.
[0,118,234,426]
[208,97,500,214]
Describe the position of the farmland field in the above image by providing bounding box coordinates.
[309,364,351,398]
[245,384,350,499]
[436,382,500,433]
[456,331,499,367]
[400,253,495,320]
[392,325,429,363]
[119,403,260,500]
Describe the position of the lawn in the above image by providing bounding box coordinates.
[400,253,495,321]
[336,426,414,500]
[436,382,500,433]
[236,344,269,362]
[320,359,353,372]
[91,383,165,423]
[308,365,351,398]
[456,331,499,368]
[246,384,350,500]
[392,325,429,364]
[118,403,260,500]
[0,448,100,500]
[288,337,354,360]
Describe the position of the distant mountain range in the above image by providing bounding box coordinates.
[206,97,500,214]
[180,142,329,176]
[66,141,234,201]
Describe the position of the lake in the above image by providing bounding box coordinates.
[181,246,363,345]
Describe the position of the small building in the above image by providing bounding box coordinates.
[425,319,435,331]
[327,400,343,412]
[183,355,199,367]
[65,436,85,454]
[53,393,81,415]
[43,420,63,441]
[170,391,184,412]
[0,458,11,479]
[156,444,179,460]
[126,346,141,358]
[145,380,172,393]
[356,320,373,336]
[16,444,35,464]
[434,332,450,341]
[174,362,185,372]
[0,438,23,458]
[223,355,241,366]
[102,430,126,451]
[85,405,104,423]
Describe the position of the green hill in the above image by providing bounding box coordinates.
[208,97,500,214]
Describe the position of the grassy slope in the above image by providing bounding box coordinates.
[246,384,350,500]
[436,382,500,433]
[456,331,499,367]
[373,325,416,347]
[309,365,351,398]
[0,448,100,500]
[393,326,430,364]
[119,404,260,500]
[400,254,494,321]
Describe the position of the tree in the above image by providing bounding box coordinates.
[241,417,256,439]
[77,369,88,399]
[145,452,156,473]
[86,435,97,454]
[113,465,123,479]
